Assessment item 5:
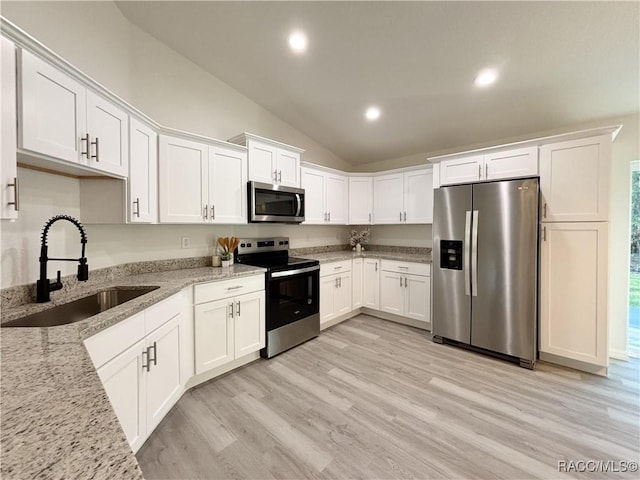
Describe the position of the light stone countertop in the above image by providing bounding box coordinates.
[0,264,265,480]
[299,249,432,265]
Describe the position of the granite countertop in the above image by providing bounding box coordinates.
[300,249,432,265]
[0,264,265,480]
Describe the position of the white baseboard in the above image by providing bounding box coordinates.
[361,307,431,331]
[539,352,608,376]
[320,310,360,330]
[185,351,261,390]
[608,348,629,361]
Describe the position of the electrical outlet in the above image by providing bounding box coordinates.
[181,237,190,249]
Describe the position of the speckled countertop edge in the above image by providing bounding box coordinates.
[298,249,433,265]
[0,263,265,480]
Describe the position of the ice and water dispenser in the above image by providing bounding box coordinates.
[440,240,463,270]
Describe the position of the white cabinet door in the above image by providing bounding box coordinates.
[97,339,146,453]
[352,259,363,309]
[208,145,247,224]
[1,37,18,220]
[440,155,483,185]
[404,274,430,324]
[540,135,611,222]
[301,167,325,224]
[335,272,352,316]
[373,173,403,224]
[194,298,234,374]
[158,135,208,223]
[247,140,277,184]
[320,275,337,325]
[234,291,266,358]
[485,146,538,181]
[277,149,300,187]
[325,173,348,224]
[129,117,157,223]
[19,48,86,163]
[85,90,128,176]
[362,259,380,309]
[145,315,182,433]
[540,222,608,367]
[380,271,403,315]
[404,169,433,224]
[348,177,373,225]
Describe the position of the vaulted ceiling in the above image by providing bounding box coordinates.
[116,1,639,165]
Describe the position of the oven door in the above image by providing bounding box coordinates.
[266,265,319,330]
[249,181,305,223]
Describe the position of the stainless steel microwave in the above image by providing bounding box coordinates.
[248,181,305,223]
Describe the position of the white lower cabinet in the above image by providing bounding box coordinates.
[352,258,363,309]
[539,222,608,368]
[194,276,265,375]
[379,260,431,326]
[362,259,380,309]
[85,292,186,453]
[320,261,352,326]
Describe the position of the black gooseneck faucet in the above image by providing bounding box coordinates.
[36,215,89,303]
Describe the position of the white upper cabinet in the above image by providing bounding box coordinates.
[352,258,363,309]
[373,169,433,224]
[230,133,303,188]
[348,177,373,225]
[129,118,157,223]
[18,49,129,177]
[19,48,86,164]
[158,135,208,223]
[373,173,404,224]
[439,147,538,186]
[1,36,18,220]
[208,145,247,224]
[301,166,347,224]
[539,135,611,223]
[85,90,128,176]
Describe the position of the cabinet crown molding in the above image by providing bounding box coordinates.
[427,125,622,164]
[301,161,432,177]
[228,132,305,153]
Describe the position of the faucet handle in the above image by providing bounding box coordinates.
[56,270,61,283]
[77,263,89,282]
[49,270,63,293]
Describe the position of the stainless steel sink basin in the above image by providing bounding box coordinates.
[2,286,160,328]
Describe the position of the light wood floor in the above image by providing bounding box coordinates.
[137,315,640,479]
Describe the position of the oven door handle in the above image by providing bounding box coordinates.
[270,265,320,278]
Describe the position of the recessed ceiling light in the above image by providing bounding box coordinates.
[474,68,499,87]
[365,106,381,121]
[288,31,308,53]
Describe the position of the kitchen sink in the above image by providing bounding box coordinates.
[1,286,160,328]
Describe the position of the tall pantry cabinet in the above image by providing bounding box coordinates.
[539,134,613,373]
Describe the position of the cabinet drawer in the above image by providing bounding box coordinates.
[145,292,182,334]
[84,312,145,369]
[380,260,430,276]
[320,260,352,277]
[194,274,264,304]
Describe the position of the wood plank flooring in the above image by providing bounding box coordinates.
[137,315,640,479]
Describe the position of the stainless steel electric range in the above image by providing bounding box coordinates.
[235,237,320,358]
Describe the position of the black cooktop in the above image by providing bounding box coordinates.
[237,255,319,272]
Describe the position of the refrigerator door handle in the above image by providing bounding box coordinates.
[464,210,472,296]
[471,210,479,297]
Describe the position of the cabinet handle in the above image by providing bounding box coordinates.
[81,133,91,158]
[478,164,481,180]
[399,212,402,221]
[485,163,488,178]
[150,342,157,366]
[375,262,378,272]
[339,277,342,288]
[211,204,215,220]
[543,203,547,219]
[133,197,140,217]
[328,211,331,222]
[203,205,208,219]
[403,211,407,222]
[91,137,100,161]
[273,169,278,182]
[369,213,371,223]
[237,300,241,317]
[142,349,150,372]
[278,170,282,182]
[398,266,408,270]
[399,277,403,287]
[7,177,19,211]
[229,302,235,318]
[226,285,243,291]
[543,226,547,242]
[404,277,408,287]
[335,277,339,288]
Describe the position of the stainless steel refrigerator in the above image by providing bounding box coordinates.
[432,178,539,368]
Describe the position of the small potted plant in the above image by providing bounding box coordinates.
[349,228,370,254]
[217,236,239,267]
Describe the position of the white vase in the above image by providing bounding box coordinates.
[355,243,362,254]
[221,259,231,268]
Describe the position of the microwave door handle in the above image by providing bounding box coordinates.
[295,193,302,217]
